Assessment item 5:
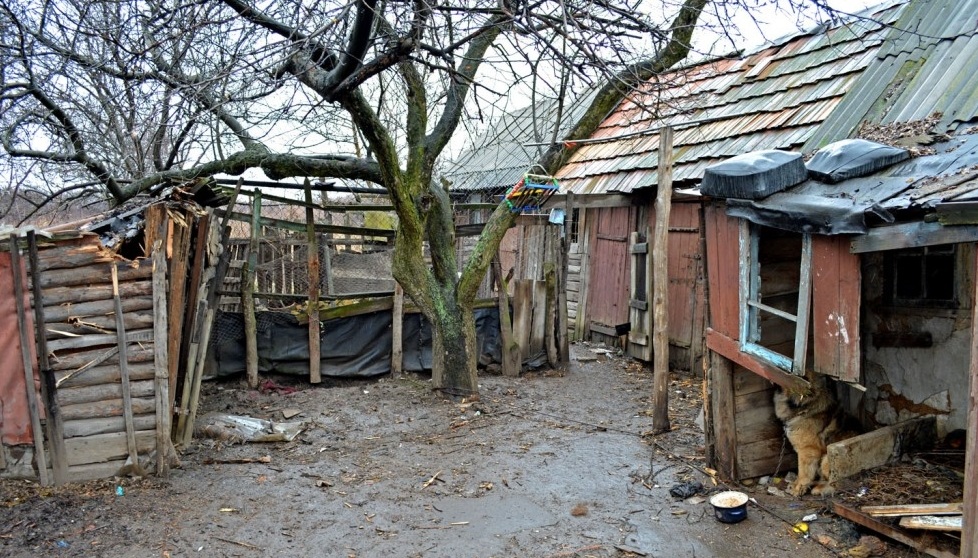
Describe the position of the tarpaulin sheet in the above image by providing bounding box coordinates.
[0,252,41,445]
[210,307,501,378]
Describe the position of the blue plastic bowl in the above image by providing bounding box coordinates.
[710,491,749,523]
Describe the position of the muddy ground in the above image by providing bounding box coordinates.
[1,344,928,557]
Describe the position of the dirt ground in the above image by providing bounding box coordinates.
[1,344,931,557]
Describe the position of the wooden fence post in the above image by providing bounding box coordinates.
[243,191,262,389]
[652,126,674,433]
[304,179,322,384]
[391,283,404,375]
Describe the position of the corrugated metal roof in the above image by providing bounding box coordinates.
[555,1,908,195]
[804,0,978,149]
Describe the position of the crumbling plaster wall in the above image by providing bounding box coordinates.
[856,246,974,434]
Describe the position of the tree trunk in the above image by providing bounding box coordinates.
[428,294,479,399]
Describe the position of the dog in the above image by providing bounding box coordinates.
[773,372,858,497]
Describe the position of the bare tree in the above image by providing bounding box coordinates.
[1,0,787,396]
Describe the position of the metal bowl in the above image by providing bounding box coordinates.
[709,491,749,523]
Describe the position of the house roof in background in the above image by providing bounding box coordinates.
[445,88,601,193]
[557,0,912,195]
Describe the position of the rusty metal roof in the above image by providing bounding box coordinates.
[557,0,909,195]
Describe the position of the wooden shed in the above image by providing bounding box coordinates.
[702,135,978,557]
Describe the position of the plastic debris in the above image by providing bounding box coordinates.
[115,486,124,497]
[668,481,703,499]
[792,522,809,538]
[196,413,304,443]
[802,513,818,522]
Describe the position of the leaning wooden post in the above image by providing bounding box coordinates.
[391,282,404,375]
[112,262,145,476]
[151,242,172,476]
[243,190,262,389]
[304,179,322,384]
[651,126,674,433]
[962,247,978,557]
[492,258,521,377]
[9,234,49,485]
[27,231,67,484]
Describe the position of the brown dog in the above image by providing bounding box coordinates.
[773,372,857,497]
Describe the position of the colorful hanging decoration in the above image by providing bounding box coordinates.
[504,172,559,213]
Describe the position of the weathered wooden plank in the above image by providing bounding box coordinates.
[705,328,809,393]
[834,502,959,558]
[166,212,192,412]
[703,203,741,338]
[243,194,261,389]
[57,380,155,407]
[152,243,171,476]
[62,414,157,439]
[65,460,130,483]
[812,235,861,382]
[851,221,978,253]
[513,280,533,364]
[899,515,963,532]
[45,311,155,333]
[36,260,151,290]
[43,296,155,324]
[50,346,154,373]
[47,328,155,353]
[391,283,404,376]
[738,436,796,479]
[963,242,978,558]
[59,396,156,421]
[863,503,964,517]
[707,353,737,479]
[34,245,117,272]
[64,430,156,467]
[826,416,937,482]
[27,231,67,485]
[40,280,152,307]
[10,239,49,485]
[733,366,775,395]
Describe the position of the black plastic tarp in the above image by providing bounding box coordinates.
[210,307,501,378]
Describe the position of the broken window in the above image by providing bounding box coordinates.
[885,245,957,308]
[739,222,812,375]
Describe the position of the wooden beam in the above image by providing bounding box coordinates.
[705,328,810,392]
[899,516,962,532]
[543,193,633,210]
[851,221,978,253]
[651,126,674,433]
[304,180,321,384]
[391,283,403,376]
[27,231,67,485]
[826,416,936,482]
[833,502,959,558]
[493,259,520,378]
[963,239,978,558]
[223,210,395,238]
[243,194,261,389]
[151,243,171,476]
[863,503,963,517]
[10,235,49,485]
[112,263,144,476]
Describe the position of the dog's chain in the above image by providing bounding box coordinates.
[773,427,788,478]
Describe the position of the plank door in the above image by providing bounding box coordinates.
[585,207,635,339]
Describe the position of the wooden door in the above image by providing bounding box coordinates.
[585,207,635,339]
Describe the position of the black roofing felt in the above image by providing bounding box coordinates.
[723,134,978,234]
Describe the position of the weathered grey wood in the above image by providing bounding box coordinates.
[544,262,558,367]
[112,263,144,476]
[54,362,155,389]
[513,280,533,364]
[493,260,520,377]
[834,502,959,558]
[43,296,155,324]
[826,416,937,482]
[59,396,156,421]
[863,503,963,517]
[652,127,674,433]
[243,194,261,389]
[707,353,737,479]
[51,345,154,373]
[34,245,116,272]
[391,282,404,375]
[47,328,155,353]
[899,515,963,532]
[41,280,152,307]
[64,430,156,467]
[57,380,155,407]
[37,261,151,290]
[152,243,171,476]
[962,245,978,558]
[66,460,130,483]
[851,221,978,253]
[557,194,571,362]
[175,210,212,444]
[530,280,547,358]
[305,180,322,384]
[166,211,192,414]
[45,311,155,334]
[27,231,67,485]
[10,235,49,485]
[63,414,157,439]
